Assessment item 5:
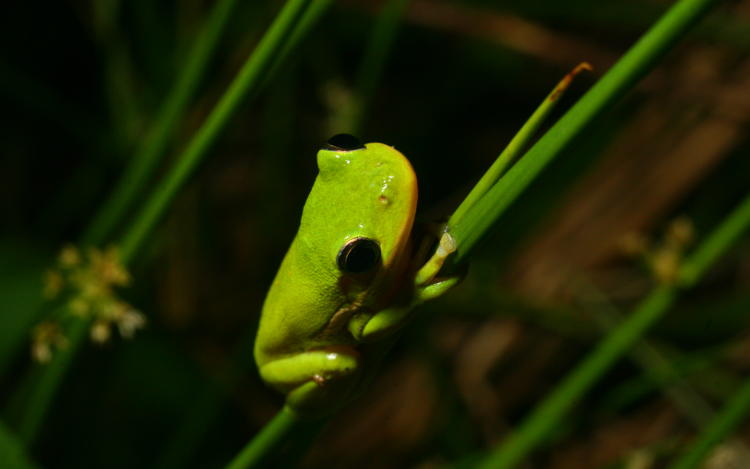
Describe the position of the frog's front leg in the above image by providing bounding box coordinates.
[258,346,361,412]
[349,232,464,343]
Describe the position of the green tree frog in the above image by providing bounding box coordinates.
[254,134,461,415]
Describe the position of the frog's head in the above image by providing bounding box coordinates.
[299,134,417,312]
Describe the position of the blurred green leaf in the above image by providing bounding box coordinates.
[0,241,50,376]
[0,421,39,469]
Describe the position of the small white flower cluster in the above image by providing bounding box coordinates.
[32,245,146,363]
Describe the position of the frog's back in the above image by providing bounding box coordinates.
[254,236,348,365]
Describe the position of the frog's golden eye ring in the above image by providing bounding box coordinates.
[323,134,365,152]
[337,237,381,274]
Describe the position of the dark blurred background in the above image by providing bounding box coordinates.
[2,0,750,468]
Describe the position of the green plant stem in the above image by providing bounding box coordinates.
[16,319,87,445]
[600,345,724,416]
[680,196,750,286]
[13,0,312,447]
[224,407,300,469]
[478,287,674,469]
[575,278,714,428]
[155,9,337,468]
[84,0,240,245]
[93,0,143,149]
[664,195,750,469]
[478,192,750,469]
[668,376,750,469]
[449,63,591,228]
[0,420,39,469]
[120,0,311,263]
[447,0,721,268]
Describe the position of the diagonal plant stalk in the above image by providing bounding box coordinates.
[598,343,727,416]
[448,62,591,228]
[226,0,723,465]
[0,421,39,469]
[119,0,311,263]
[84,0,240,245]
[12,0,313,447]
[220,3,425,467]
[224,408,301,469]
[478,191,750,469]
[574,277,715,428]
[216,4,418,467]
[93,0,143,150]
[153,6,337,469]
[445,0,722,269]
[172,3,429,467]
[5,0,239,441]
[668,371,750,469]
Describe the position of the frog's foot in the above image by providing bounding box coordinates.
[348,305,412,343]
[417,273,463,303]
[259,346,362,415]
[414,231,464,303]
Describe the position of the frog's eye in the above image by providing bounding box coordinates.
[323,134,365,152]
[337,237,381,274]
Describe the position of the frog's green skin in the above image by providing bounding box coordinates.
[254,138,458,415]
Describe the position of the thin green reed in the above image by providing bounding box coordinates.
[11,0,239,440]
[665,195,750,469]
[154,6,336,469]
[668,371,750,469]
[93,0,142,150]
[216,57,588,469]
[213,2,418,466]
[119,0,311,262]
[478,191,750,468]
[455,0,728,465]
[84,0,240,245]
[223,408,301,469]
[14,0,313,446]
[0,421,38,469]
[16,316,88,445]
[446,0,722,269]
[449,63,591,229]
[221,0,726,465]
[576,279,715,428]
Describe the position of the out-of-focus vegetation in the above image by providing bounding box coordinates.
[1,0,750,468]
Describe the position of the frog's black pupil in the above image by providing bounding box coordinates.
[337,238,381,274]
[323,134,365,152]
